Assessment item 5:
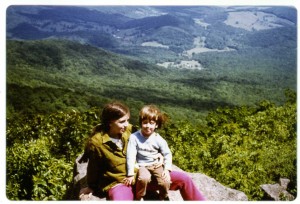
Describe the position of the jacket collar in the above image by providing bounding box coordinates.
[102,133,112,144]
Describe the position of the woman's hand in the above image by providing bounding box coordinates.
[79,187,94,200]
[154,153,164,169]
[123,176,134,186]
[161,169,171,183]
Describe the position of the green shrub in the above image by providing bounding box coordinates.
[6,109,100,200]
[161,91,296,200]
[6,91,296,200]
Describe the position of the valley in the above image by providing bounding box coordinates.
[6,5,297,122]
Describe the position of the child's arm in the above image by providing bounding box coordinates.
[158,135,172,171]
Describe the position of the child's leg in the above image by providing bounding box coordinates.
[136,166,152,200]
[151,166,170,200]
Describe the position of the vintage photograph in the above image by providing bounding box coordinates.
[3,1,297,202]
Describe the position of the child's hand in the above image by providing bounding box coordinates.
[161,169,171,183]
[123,176,134,186]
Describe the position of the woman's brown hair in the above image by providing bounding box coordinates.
[90,101,130,135]
[101,101,130,132]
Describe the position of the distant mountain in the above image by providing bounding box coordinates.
[6,6,296,64]
[6,6,297,117]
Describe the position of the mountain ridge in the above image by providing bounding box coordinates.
[7,6,296,64]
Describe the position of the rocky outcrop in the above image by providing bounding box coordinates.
[260,178,295,201]
[70,154,248,201]
[166,165,248,201]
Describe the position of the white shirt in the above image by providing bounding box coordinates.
[126,130,172,176]
[110,137,123,149]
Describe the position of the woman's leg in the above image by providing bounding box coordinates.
[107,184,134,200]
[169,171,206,201]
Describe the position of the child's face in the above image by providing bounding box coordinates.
[141,119,157,137]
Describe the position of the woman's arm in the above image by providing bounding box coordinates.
[126,135,138,176]
[86,145,102,192]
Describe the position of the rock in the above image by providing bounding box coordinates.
[71,154,248,201]
[69,154,106,201]
[169,165,248,201]
[260,178,295,201]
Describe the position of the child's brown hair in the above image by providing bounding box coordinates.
[139,104,167,129]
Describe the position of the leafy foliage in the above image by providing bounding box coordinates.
[6,90,296,201]
[6,109,100,200]
[161,90,296,200]
[7,138,73,200]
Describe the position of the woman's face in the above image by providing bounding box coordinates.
[109,113,130,138]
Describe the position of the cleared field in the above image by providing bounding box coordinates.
[224,11,293,31]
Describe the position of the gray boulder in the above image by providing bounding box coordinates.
[260,178,295,201]
[72,154,248,201]
[169,165,248,201]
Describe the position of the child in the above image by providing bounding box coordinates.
[125,105,172,200]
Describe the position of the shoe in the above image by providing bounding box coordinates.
[159,195,170,201]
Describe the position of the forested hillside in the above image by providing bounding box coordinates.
[6,39,296,124]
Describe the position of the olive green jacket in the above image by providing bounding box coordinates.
[86,124,137,193]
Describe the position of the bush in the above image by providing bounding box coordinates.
[6,109,100,200]
[6,91,296,200]
[161,91,296,200]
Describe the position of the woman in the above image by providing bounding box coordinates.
[79,101,206,201]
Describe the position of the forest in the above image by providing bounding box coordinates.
[6,38,297,201]
[6,38,296,121]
